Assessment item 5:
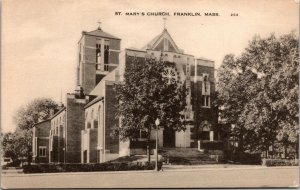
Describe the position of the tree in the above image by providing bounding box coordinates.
[114,57,187,162]
[13,98,58,130]
[2,98,58,163]
[1,129,32,162]
[1,132,18,161]
[217,32,299,157]
[217,54,259,153]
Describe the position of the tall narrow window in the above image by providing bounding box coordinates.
[94,109,98,128]
[202,74,210,95]
[204,76,208,92]
[91,109,94,128]
[96,43,101,70]
[202,95,210,107]
[104,44,109,71]
[39,146,46,157]
[96,44,101,64]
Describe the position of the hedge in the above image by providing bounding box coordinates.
[200,141,223,150]
[224,151,262,165]
[23,161,162,173]
[262,159,299,167]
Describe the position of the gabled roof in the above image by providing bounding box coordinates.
[50,107,66,119]
[83,27,121,40]
[84,96,104,109]
[33,119,50,127]
[141,29,180,53]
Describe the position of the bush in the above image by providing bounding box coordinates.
[224,151,262,165]
[201,141,223,150]
[5,160,22,167]
[262,158,299,167]
[23,161,162,173]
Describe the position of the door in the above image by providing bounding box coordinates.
[163,128,175,147]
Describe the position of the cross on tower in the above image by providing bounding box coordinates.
[163,17,167,29]
[97,20,102,30]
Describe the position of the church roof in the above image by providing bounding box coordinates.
[84,28,121,40]
[141,29,180,53]
[141,33,162,50]
[84,96,104,109]
[33,119,50,127]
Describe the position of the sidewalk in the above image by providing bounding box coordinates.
[2,164,298,177]
[162,164,298,172]
[1,168,23,174]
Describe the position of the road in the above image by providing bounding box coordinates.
[1,166,298,188]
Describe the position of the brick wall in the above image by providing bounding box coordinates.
[79,35,120,94]
[190,64,218,148]
[35,138,50,163]
[83,62,96,94]
[89,128,98,163]
[105,83,119,154]
[196,65,215,79]
[36,121,51,137]
[32,120,50,163]
[66,96,86,163]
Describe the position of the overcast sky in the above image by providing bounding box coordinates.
[2,0,298,133]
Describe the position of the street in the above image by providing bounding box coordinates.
[1,166,298,188]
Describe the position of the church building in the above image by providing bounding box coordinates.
[32,21,221,164]
[80,23,220,163]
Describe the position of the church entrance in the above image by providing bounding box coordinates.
[163,128,175,147]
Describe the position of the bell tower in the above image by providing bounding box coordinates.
[77,23,121,95]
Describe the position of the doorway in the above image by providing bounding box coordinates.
[163,128,175,147]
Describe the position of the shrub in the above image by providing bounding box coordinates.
[6,160,21,167]
[224,151,262,165]
[201,141,223,150]
[262,158,299,167]
[23,161,162,173]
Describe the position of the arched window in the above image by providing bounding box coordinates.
[55,120,58,135]
[104,44,109,71]
[96,43,101,64]
[204,76,208,92]
[86,112,91,129]
[91,109,94,121]
[94,108,99,128]
[53,121,56,133]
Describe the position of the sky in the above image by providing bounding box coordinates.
[2,0,299,133]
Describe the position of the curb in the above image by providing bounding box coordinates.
[2,169,161,177]
[2,166,298,177]
[162,165,299,172]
